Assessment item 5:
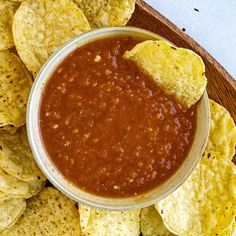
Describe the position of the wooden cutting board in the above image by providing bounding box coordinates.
[128,0,236,162]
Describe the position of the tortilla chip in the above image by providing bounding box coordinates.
[0,125,18,135]
[79,204,140,236]
[1,187,82,235]
[73,0,135,28]
[156,151,236,236]
[0,51,32,130]
[0,1,19,51]
[206,100,236,160]
[13,0,91,77]
[141,205,174,236]
[0,167,45,199]
[0,126,46,182]
[0,198,26,231]
[123,40,207,108]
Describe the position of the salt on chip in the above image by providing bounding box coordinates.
[0,167,45,199]
[0,126,46,182]
[207,100,236,160]
[13,0,91,77]
[1,187,82,235]
[0,51,32,130]
[156,151,236,236]
[141,205,174,236]
[0,198,26,231]
[79,204,140,236]
[73,0,135,28]
[0,1,19,51]
[124,40,207,108]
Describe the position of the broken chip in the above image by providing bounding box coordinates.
[123,40,207,108]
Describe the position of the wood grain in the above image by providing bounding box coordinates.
[128,0,236,163]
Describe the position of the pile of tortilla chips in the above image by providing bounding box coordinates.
[0,0,235,235]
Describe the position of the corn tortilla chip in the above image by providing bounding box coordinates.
[1,187,82,235]
[0,51,32,130]
[0,126,46,182]
[79,205,140,236]
[73,0,135,28]
[207,100,236,160]
[0,167,45,199]
[13,0,91,77]
[0,198,26,231]
[123,40,207,108]
[156,151,236,236]
[141,205,174,236]
[0,1,19,51]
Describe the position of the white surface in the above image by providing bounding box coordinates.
[146,0,236,79]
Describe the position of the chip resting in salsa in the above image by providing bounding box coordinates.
[124,40,207,108]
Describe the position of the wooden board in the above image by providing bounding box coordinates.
[128,0,236,162]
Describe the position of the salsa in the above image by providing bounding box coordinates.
[40,36,197,198]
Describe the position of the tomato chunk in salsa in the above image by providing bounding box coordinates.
[40,36,196,197]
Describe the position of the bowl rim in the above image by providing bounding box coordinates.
[27,26,210,211]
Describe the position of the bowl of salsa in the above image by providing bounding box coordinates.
[27,27,210,210]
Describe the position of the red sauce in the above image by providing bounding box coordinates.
[40,36,196,197]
